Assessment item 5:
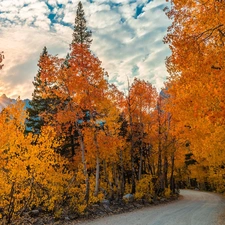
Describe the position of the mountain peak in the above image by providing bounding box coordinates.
[0,94,30,112]
[0,94,16,112]
[0,94,7,99]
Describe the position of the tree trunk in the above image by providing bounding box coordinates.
[94,155,100,196]
[170,152,175,192]
[78,129,89,205]
[120,149,125,197]
[128,123,136,192]
[163,155,168,189]
[157,143,162,177]
[93,131,100,196]
[138,147,143,180]
[71,134,75,157]
[131,140,136,194]
[157,121,162,177]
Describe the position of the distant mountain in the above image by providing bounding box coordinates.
[0,94,30,112]
[23,99,31,109]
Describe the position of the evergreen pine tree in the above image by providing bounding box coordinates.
[26,47,50,134]
[72,1,92,48]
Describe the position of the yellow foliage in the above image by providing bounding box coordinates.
[164,188,171,198]
[0,102,72,222]
[135,175,154,201]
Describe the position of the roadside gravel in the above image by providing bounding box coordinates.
[73,190,225,225]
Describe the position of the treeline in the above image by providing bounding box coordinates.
[0,2,177,224]
[163,0,225,192]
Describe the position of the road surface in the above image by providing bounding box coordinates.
[75,190,225,225]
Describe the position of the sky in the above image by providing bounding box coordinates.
[0,0,171,99]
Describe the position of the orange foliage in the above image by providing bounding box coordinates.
[164,0,225,191]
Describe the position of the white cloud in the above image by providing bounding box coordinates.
[56,0,69,4]
[88,0,171,92]
[0,26,70,98]
[0,0,171,99]
[47,0,57,6]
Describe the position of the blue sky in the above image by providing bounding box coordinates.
[0,0,171,99]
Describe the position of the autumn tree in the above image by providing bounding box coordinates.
[164,0,225,191]
[0,100,72,224]
[154,90,177,193]
[39,1,113,205]
[47,45,112,203]
[63,1,94,204]
[52,1,94,157]
[124,78,157,194]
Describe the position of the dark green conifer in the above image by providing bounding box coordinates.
[26,47,49,134]
[72,1,92,48]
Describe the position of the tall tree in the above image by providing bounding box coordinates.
[164,0,225,192]
[39,1,109,204]
[72,1,92,48]
[27,47,49,133]
[53,1,93,157]
[125,78,157,193]
[27,47,59,134]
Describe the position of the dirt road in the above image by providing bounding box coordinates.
[75,190,225,225]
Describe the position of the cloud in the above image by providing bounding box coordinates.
[87,0,171,91]
[0,26,70,98]
[0,0,171,99]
